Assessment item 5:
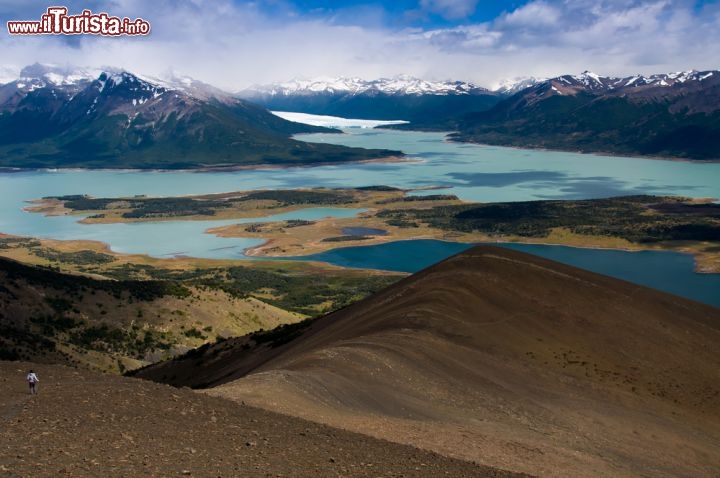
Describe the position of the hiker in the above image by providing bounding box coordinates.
[26,370,39,395]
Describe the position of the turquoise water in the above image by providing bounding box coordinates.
[296,129,720,202]
[296,240,720,307]
[1,129,718,257]
[0,127,718,304]
[0,203,365,259]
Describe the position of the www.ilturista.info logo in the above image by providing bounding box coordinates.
[7,7,150,36]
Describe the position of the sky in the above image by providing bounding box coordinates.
[1,0,719,90]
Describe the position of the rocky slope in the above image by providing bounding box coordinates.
[136,245,720,477]
[0,361,522,478]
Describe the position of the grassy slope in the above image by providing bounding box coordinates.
[0,240,401,373]
[0,256,303,373]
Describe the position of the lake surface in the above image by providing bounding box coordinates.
[0,123,718,305]
[298,240,720,307]
[341,227,388,236]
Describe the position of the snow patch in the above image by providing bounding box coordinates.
[246,75,485,97]
[271,111,409,129]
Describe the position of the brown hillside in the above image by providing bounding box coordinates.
[0,256,301,372]
[138,245,720,477]
[0,361,520,478]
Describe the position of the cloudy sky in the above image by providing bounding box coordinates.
[1,0,719,89]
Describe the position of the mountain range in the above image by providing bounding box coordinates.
[0,64,398,169]
[238,75,502,122]
[440,70,720,160]
[243,70,720,160]
[2,64,718,166]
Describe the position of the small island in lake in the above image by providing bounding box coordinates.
[24,188,720,273]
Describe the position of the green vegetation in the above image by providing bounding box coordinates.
[377,196,720,242]
[184,327,207,340]
[377,194,459,204]
[67,324,171,356]
[448,92,720,160]
[321,235,372,242]
[49,189,357,219]
[240,190,355,205]
[284,219,316,228]
[32,248,116,265]
[101,263,398,316]
[0,88,401,169]
[0,255,198,365]
[0,237,41,249]
[0,255,190,301]
[355,185,403,191]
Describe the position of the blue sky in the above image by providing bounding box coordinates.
[249,0,530,28]
[1,1,720,89]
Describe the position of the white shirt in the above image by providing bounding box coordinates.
[27,373,39,383]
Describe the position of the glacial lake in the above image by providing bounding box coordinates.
[0,125,718,306]
[298,240,720,307]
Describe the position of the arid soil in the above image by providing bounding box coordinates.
[138,246,720,477]
[0,361,525,478]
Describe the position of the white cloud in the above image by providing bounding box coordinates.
[0,0,719,89]
[419,0,480,19]
[501,1,561,26]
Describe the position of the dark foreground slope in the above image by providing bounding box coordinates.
[137,246,720,477]
[0,361,522,478]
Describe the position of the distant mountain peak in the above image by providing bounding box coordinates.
[544,69,720,96]
[493,76,547,95]
[18,62,101,86]
[0,64,395,170]
[241,75,490,97]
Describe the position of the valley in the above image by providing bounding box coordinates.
[1,60,719,477]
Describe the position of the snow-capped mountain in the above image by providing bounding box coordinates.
[239,75,500,122]
[550,70,717,93]
[491,70,719,98]
[505,69,720,116]
[241,75,490,97]
[451,69,720,160]
[0,64,397,170]
[493,76,547,95]
[15,63,100,86]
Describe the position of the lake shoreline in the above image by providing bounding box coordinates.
[442,133,720,164]
[0,154,410,175]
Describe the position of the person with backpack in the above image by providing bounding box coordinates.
[26,370,39,395]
